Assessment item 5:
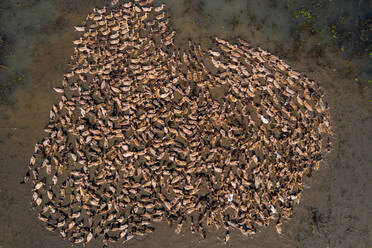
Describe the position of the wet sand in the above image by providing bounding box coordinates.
[0,0,371,248]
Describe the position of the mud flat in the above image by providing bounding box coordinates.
[0,1,371,248]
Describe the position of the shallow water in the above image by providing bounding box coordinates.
[0,0,371,248]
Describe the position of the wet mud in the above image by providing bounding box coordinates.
[0,0,371,248]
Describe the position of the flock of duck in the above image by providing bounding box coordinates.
[22,0,332,246]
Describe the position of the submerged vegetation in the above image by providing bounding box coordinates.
[285,0,371,84]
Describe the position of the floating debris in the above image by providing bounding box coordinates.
[22,0,332,246]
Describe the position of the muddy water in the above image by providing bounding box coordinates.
[0,0,371,248]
